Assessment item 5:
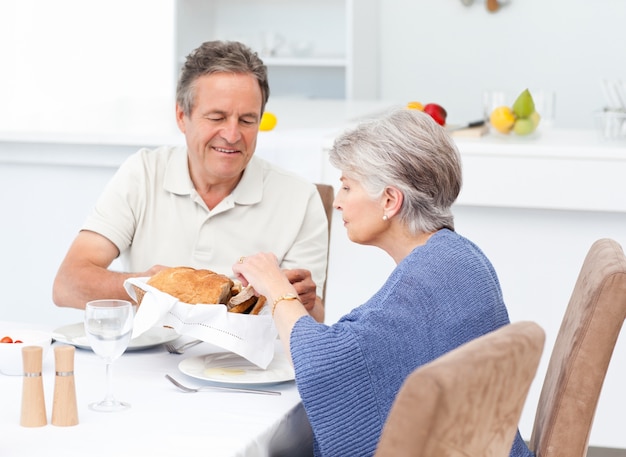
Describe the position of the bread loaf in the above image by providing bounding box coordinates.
[140,266,266,314]
[147,267,233,305]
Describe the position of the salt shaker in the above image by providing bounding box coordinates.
[20,345,47,427]
[51,345,78,426]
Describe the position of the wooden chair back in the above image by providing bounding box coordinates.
[315,183,334,304]
[529,238,626,457]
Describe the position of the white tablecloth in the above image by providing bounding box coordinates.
[0,321,313,457]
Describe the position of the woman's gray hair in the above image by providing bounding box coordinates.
[328,107,462,233]
[176,41,270,117]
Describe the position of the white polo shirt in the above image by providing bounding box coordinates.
[83,146,328,297]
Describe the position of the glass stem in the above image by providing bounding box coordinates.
[104,362,115,403]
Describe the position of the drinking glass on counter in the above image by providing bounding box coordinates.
[84,299,133,412]
[594,109,626,141]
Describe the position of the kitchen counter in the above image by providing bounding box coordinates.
[452,128,626,213]
[457,128,626,159]
[4,98,625,214]
[0,98,396,147]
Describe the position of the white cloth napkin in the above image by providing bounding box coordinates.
[124,277,278,369]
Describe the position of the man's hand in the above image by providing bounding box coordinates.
[283,268,324,322]
[284,268,317,311]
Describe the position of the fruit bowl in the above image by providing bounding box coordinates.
[483,89,555,137]
[0,329,52,375]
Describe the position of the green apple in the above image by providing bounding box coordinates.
[513,118,536,135]
[529,111,541,128]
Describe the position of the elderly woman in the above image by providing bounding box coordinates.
[232,108,532,457]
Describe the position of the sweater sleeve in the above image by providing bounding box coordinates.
[290,316,384,457]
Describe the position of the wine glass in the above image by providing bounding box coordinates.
[84,299,134,412]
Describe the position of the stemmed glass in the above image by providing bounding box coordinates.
[84,299,134,412]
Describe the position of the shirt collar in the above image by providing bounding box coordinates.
[232,156,263,206]
[164,148,263,206]
[164,146,193,195]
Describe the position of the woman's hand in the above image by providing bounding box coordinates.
[234,253,313,359]
[232,253,296,303]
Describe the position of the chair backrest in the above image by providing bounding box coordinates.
[529,238,626,457]
[375,321,545,457]
[315,183,334,304]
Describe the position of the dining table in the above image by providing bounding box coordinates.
[0,320,313,457]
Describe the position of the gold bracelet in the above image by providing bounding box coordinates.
[272,293,299,316]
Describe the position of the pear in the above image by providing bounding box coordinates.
[512,89,535,118]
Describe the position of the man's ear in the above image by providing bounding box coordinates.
[175,104,186,133]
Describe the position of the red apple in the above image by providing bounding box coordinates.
[423,103,447,126]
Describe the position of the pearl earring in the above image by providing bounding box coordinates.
[382,214,388,221]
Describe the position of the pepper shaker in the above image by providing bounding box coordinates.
[20,345,47,427]
[51,345,79,426]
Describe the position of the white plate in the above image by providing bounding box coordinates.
[52,322,179,351]
[179,351,295,385]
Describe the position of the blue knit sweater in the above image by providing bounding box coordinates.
[290,229,533,457]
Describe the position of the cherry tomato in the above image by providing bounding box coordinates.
[14,340,23,344]
[1,336,13,343]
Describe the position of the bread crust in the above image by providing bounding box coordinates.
[249,295,267,315]
[147,267,234,305]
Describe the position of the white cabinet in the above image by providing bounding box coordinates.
[174,0,379,100]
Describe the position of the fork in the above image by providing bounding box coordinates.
[164,339,203,354]
[165,374,281,396]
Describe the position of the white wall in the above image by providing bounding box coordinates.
[0,144,138,327]
[0,0,175,132]
[379,0,626,129]
[2,1,625,130]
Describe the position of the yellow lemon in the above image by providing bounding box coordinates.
[259,111,277,131]
[489,106,516,134]
[406,101,424,111]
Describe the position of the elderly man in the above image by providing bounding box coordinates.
[52,41,328,322]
